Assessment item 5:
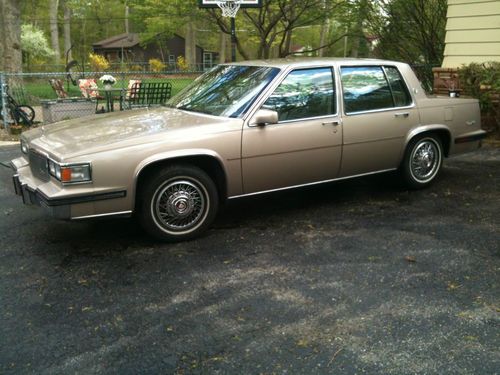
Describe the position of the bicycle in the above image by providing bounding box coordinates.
[0,86,35,127]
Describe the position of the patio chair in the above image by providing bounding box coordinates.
[49,79,69,99]
[78,79,101,99]
[125,82,172,109]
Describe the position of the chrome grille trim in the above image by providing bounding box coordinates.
[29,150,50,182]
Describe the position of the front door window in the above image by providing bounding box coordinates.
[262,67,336,122]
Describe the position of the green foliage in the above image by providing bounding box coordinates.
[459,62,500,112]
[21,24,54,61]
[368,0,447,66]
[129,0,202,43]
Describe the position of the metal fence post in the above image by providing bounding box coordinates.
[0,73,13,130]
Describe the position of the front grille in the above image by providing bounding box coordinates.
[29,150,50,182]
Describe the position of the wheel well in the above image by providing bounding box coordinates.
[411,129,451,157]
[135,156,228,206]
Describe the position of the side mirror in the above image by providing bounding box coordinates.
[250,109,278,126]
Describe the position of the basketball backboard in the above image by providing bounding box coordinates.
[198,0,263,8]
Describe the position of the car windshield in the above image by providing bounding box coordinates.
[167,65,280,118]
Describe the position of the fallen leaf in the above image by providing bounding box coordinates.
[296,339,309,348]
[405,256,416,263]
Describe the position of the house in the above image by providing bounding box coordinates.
[92,33,218,70]
[442,0,500,68]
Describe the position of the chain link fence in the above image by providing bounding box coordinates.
[0,70,203,130]
[1,63,440,131]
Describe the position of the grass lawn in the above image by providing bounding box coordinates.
[18,77,196,105]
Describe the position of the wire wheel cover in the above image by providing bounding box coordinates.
[154,179,206,232]
[410,140,440,182]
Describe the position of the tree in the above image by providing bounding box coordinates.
[49,0,61,64]
[207,0,346,59]
[0,0,22,73]
[318,0,330,57]
[349,0,369,58]
[63,0,72,60]
[130,0,204,67]
[21,24,54,70]
[368,0,447,66]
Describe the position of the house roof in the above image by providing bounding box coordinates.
[92,33,216,53]
[93,33,141,49]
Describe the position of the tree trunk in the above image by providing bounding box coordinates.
[283,29,293,57]
[318,18,330,57]
[262,44,271,59]
[63,0,71,61]
[184,23,196,69]
[49,0,60,65]
[125,4,129,34]
[0,0,22,73]
[0,0,4,72]
[350,0,368,58]
[219,32,227,63]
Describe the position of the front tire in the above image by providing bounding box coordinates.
[138,165,219,242]
[401,135,443,189]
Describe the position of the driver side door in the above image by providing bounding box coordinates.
[241,67,342,194]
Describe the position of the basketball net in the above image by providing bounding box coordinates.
[216,0,242,18]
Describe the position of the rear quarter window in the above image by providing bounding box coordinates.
[384,66,412,107]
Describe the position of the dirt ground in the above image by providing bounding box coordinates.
[0,144,499,374]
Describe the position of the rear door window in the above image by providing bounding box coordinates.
[341,66,412,114]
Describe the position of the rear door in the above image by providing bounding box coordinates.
[339,65,419,177]
[241,67,342,194]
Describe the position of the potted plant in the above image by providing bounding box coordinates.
[99,74,116,91]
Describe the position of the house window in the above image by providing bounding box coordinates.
[203,53,213,70]
[168,55,176,66]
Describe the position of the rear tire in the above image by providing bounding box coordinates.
[138,165,219,242]
[400,134,443,189]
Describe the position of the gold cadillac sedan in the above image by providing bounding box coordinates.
[11,58,486,241]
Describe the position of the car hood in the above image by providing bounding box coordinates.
[24,107,226,159]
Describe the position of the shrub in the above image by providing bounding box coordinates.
[130,64,144,72]
[459,62,500,111]
[459,62,500,134]
[176,56,189,71]
[88,53,109,72]
[149,58,166,72]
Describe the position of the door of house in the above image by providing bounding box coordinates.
[203,53,213,70]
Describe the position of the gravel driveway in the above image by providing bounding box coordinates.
[0,144,499,374]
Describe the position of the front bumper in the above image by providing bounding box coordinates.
[13,173,71,218]
[12,159,128,220]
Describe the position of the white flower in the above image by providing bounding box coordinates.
[99,74,116,84]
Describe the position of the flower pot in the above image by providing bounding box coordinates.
[104,83,113,91]
[9,125,23,135]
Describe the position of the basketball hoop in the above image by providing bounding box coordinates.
[216,0,242,18]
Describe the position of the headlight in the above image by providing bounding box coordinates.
[48,160,92,184]
[20,140,29,154]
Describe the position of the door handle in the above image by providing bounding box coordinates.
[322,120,341,126]
[394,112,410,118]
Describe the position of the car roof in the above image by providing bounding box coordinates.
[227,57,406,69]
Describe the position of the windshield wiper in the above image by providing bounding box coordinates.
[176,106,212,115]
